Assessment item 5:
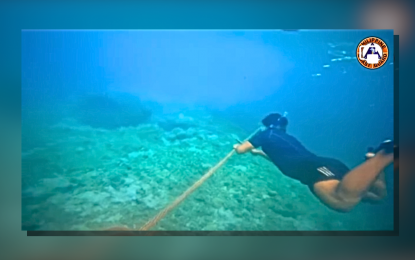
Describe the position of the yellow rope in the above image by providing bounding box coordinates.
[139,127,261,231]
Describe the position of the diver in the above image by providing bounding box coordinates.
[233,113,395,212]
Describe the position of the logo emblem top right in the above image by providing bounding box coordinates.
[356,37,389,69]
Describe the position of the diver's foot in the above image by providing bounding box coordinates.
[375,139,394,154]
[366,139,394,160]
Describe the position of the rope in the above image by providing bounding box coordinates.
[138,127,261,231]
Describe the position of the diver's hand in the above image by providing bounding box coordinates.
[251,149,261,155]
[233,144,240,150]
[251,149,270,161]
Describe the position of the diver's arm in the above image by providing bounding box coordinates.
[233,141,254,154]
[233,140,271,161]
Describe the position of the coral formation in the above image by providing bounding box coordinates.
[22,110,389,231]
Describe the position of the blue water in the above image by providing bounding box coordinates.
[21,30,394,231]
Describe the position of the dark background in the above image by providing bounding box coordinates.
[1,0,414,259]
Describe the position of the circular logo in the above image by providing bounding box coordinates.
[356,37,389,69]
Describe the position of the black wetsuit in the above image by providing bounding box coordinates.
[248,127,350,191]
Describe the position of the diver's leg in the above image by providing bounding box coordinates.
[363,170,387,202]
[361,152,388,202]
[362,178,387,204]
[312,150,393,212]
[362,191,384,203]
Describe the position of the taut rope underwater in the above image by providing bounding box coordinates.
[137,127,261,231]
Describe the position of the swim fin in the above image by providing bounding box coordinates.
[367,139,395,156]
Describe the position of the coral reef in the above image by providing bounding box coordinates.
[21,110,390,231]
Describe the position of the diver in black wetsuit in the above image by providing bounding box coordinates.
[233,113,394,212]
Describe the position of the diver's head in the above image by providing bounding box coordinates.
[262,112,289,132]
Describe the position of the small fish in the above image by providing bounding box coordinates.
[331,56,355,63]
[328,50,348,57]
[323,65,330,68]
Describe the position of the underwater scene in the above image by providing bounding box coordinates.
[22,30,394,231]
